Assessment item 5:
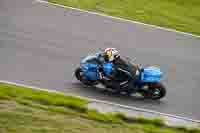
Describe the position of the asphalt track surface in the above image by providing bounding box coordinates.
[1,0,200,120]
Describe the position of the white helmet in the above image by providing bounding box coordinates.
[104,48,120,62]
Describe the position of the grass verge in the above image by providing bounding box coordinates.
[0,82,199,133]
[48,0,200,36]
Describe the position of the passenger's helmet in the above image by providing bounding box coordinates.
[104,48,120,62]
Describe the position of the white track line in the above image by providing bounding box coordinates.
[2,0,199,124]
[35,0,200,38]
[0,80,199,123]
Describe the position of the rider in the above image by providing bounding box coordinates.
[101,48,138,93]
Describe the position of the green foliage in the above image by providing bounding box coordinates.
[0,82,199,133]
[48,0,200,35]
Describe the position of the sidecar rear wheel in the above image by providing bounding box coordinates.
[142,83,166,100]
[149,83,166,100]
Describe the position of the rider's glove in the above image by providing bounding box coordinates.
[99,66,103,72]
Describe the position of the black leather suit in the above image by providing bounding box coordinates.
[105,56,138,93]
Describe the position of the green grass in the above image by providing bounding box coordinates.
[48,0,200,36]
[0,83,88,112]
[0,82,200,133]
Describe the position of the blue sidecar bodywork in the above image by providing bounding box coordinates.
[80,55,113,81]
[80,54,162,83]
[141,66,162,82]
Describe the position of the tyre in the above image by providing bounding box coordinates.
[142,83,166,100]
[75,68,82,81]
[74,67,99,86]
